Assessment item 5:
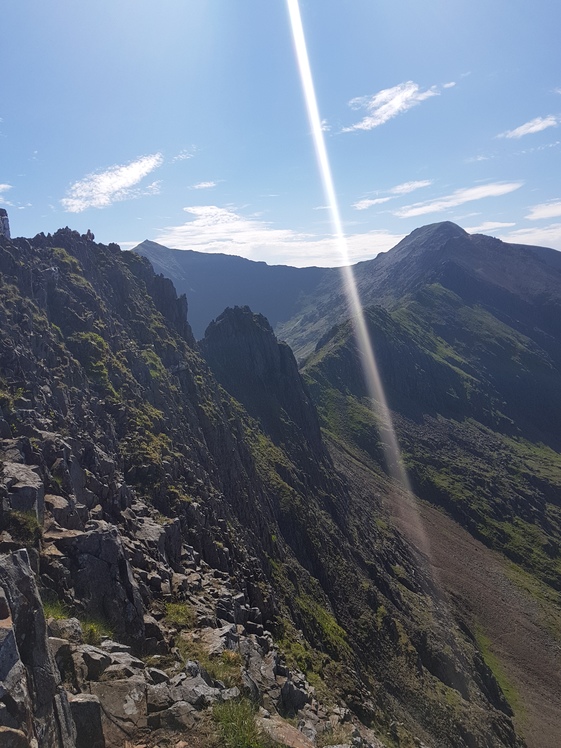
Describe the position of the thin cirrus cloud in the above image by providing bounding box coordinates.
[526,200,561,221]
[154,205,404,267]
[498,115,560,139]
[394,182,524,219]
[353,197,392,211]
[342,81,449,133]
[190,181,217,190]
[172,149,194,163]
[390,179,433,195]
[61,153,164,213]
[353,180,432,210]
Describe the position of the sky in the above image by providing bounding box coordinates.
[2,0,561,267]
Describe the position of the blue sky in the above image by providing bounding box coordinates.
[2,0,561,266]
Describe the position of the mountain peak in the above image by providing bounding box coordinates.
[398,221,469,253]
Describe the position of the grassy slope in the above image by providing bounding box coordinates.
[303,288,561,745]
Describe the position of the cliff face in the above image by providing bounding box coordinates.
[200,306,324,464]
[0,229,522,748]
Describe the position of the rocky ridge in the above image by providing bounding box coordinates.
[0,229,522,747]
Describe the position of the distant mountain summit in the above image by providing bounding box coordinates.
[135,223,561,362]
[278,221,561,359]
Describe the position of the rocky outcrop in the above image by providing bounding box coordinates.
[201,306,323,456]
[0,550,76,747]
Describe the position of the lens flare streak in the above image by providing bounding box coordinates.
[286,0,431,558]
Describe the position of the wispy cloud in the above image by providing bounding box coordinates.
[526,200,561,221]
[190,181,217,190]
[498,115,560,139]
[517,140,560,155]
[465,220,516,233]
[497,223,561,250]
[394,182,523,218]
[390,179,432,195]
[353,197,392,211]
[154,205,404,266]
[353,180,432,210]
[61,153,163,212]
[466,154,491,163]
[172,149,194,163]
[342,81,448,132]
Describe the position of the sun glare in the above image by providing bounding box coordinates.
[286,0,432,560]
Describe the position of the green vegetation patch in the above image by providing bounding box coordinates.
[213,698,278,748]
[177,635,243,688]
[474,625,522,718]
[164,601,196,629]
[2,510,42,547]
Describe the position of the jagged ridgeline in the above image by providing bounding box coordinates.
[0,230,521,747]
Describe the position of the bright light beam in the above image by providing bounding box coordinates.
[286,0,431,559]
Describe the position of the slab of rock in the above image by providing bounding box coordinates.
[159,701,197,730]
[258,715,316,748]
[199,623,238,656]
[47,616,83,643]
[0,550,76,747]
[90,676,147,744]
[59,521,145,647]
[68,693,105,748]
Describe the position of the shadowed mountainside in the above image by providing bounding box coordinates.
[133,239,333,340]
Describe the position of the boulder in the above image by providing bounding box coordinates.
[257,714,315,748]
[90,676,147,745]
[68,693,105,748]
[170,672,224,708]
[57,521,145,647]
[47,616,83,643]
[2,463,45,523]
[158,701,197,730]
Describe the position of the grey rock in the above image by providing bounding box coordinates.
[99,639,131,654]
[199,623,238,656]
[44,494,83,531]
[0,727,32,748]
[72,645,112,682]
[57,521,145,647]
[171,673,224,708]
[47,616,83,643]
[68,693,105,748]
[2,463,45,523]
[159,700,197,730]
[281,676,309,714]
[146,682,174,714]
[90,676,147,744]
[0,550,76,747]
[146,667,168,684]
